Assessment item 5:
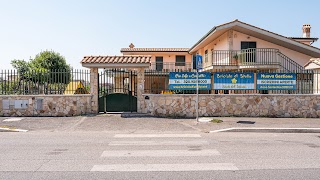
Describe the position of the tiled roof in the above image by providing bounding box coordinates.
[120,48,190,52]
[81,55,151,64]
[305,58,320,67]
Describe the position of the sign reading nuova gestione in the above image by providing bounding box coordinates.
[169,72,211,90]
[257,73,296,90]
[213,72,255,90]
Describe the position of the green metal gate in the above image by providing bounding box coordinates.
[98,69,137,113]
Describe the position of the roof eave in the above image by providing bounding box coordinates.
[235,23,320,57]
[189,26,217,53]
[189,20,320,57]
[189,20,239,53]
[120,50,189,53]
[81,63,150,68]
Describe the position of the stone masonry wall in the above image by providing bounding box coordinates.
[141,94,320,118]
[0,95,92,117]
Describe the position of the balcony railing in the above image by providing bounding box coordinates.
[149,62,193,72]
[209,48,305,72]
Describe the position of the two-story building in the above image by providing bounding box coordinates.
[81,19,320,112]
[117,20,320,93]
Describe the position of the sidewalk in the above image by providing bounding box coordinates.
[0,115,320,133]
[181,117,320,133]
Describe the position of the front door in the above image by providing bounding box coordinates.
[241,42,256,63]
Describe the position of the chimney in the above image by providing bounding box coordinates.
[129,43,135,49]
[302,24,311,38]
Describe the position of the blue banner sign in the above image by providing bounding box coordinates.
[169,72,211,90]
[257,73,296,90]
[196,55,203,70]
[214,72,255,90]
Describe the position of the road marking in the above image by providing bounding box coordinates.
[91,163,238,172]
[108,140,209,146]
[210,127,320,133]
[0,127,28,132]
[210,128,236,133]
[114,134,201,138]
[101,149,220,157]
[3,118,23,122]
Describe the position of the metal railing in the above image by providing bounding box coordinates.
[149,62,193,72]
[210,48,305,73]
[0,69,90,95]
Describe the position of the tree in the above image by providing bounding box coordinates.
[10,50,72,94]
[30,50,72,84]
[30,51,71,72]
[11,51,72,84]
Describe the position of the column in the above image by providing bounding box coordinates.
[313,70,320,94]
[137,68,145,113]
[90,68,99,113]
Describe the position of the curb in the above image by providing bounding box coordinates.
[121,113,155,118]
[210,128,320,133]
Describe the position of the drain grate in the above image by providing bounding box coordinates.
[237,121,256,124]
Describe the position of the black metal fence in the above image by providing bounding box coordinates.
[0,69,90,95]
[144,68,317,95]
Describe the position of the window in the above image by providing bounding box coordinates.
[205,50,208,63]
[175,56,185,66]
[155,57,163,71]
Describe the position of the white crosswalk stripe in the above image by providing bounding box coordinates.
[108,140,209,146]
[91,133,238,172]
[114,134,201,138]
[101,149,221,157]
[91,163,239,172]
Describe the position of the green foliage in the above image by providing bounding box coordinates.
[30,51,71,73]
[11,59,30,74]
[210,119,223,123]
[0,81,19,95]
[10,50,72,85]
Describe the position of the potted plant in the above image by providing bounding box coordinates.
[232,53,239,65]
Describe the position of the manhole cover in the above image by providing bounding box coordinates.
[237,121,255,124]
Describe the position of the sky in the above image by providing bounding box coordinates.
[0,0,319,69]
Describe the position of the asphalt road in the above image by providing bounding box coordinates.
[1,131,320,180]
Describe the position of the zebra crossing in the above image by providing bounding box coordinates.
[91,133,238,172]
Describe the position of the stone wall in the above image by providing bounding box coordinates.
[0,95,92,117]
[140,94,320,118]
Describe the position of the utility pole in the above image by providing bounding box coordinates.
[196,54,202,122]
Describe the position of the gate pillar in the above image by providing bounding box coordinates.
[90,67,99,113]
[137,68,145,113]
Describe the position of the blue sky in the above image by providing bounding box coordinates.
[0,0,319,69]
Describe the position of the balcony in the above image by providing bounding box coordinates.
[149,62,193,72]
[210,48,306,72]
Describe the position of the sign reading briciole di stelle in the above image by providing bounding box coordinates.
[214,72,255,90]
[169,72,211,90]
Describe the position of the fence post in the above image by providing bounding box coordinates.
[137,67,145,113]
